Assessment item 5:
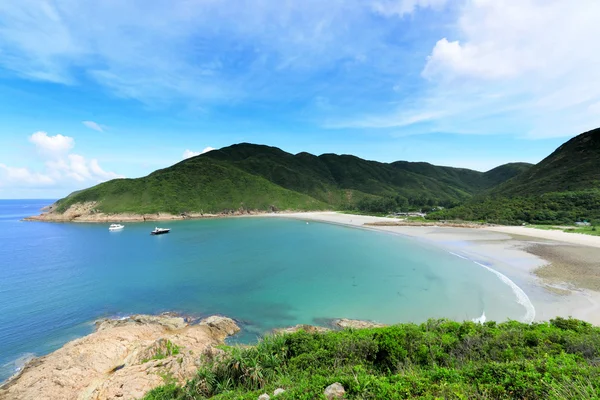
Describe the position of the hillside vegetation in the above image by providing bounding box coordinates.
[55,156,327,215]
[428,128,600,225]
[51,127,600,222]
[54,144,530,215]
[144,318,600,400]
[490,128,600,197]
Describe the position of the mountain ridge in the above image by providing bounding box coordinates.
[45,143,532,218]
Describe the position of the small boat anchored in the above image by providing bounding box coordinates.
[151,227,170,235]
[108,224,124,231]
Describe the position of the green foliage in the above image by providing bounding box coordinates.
[428,189,600,225]
[142,318,600,399]
[142,340,181,363]
[55,156,328,215]
[490,127,600,197]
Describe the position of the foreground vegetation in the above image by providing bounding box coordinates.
[144,318,600,399]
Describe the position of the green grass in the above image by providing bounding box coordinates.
[562,226,600,236]
[512,224,600,237]
[143,318,600,399]
[142,340,181,363]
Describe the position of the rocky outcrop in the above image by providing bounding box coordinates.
[274,319,386,335]
[0,314,239,400]
[24,202,288,223]
[273,324,331,334]
[324,382,346,399]
[334,318,386,329]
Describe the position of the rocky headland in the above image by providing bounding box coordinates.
[24,201,289,223]
[0,314,239,400]
[0,314,385,400]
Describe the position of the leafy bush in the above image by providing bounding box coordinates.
[143,318,600,399]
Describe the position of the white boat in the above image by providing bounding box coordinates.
[151,227,170,235]
[108,224,124,231]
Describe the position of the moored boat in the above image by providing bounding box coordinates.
[109,224,124,231]
[150,227,170,235]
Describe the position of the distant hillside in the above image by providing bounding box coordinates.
[429,128,600,225]
[491,128,600,197]
[482,162,533,189]
[51,143,525,217]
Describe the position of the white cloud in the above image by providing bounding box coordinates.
[0,164,55,186]
[183,149,201,159]
[372,0,448,17]
[82,121,103,132]
[28,131,74,154]
[421,0,590,81]
[183,147,215,159]
[0,1,433,106]
[337,0,600,138]
[0,132,122,190]
[89,159,121,180]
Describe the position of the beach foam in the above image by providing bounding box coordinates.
[449,252,535,323]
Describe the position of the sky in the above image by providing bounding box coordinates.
[1,0,600,199]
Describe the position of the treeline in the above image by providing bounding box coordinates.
[353,195,459,214]
[144,318,600,399]
[427,189,600,225]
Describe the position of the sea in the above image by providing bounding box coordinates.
[0,199,530,382]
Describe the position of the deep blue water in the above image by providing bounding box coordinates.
[0,200,526,382]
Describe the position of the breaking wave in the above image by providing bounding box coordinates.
[449,252,535,323]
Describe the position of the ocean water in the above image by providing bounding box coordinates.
[0,200,528,382]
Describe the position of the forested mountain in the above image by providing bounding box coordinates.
[490,128,600,196]
[429,128,600,224]
[51,127,599,223]
[53,143,527,215]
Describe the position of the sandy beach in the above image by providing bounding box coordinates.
[269,212,600,325]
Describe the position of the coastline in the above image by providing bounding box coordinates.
[266,212,600,326]
[25,204,600,325]
[22,201,313,223]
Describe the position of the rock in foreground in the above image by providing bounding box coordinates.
[0,314,239,400]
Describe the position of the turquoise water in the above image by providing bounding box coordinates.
[0,200,527,382]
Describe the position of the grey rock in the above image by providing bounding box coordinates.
[274,388,285,396]
[335,318,386,329]
[258,394,270,400]
[324,382,345,399]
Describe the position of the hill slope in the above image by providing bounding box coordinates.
[482,162,534,189]
[428,128,600,224]
[491,128,600,197]
[54,156,327,215]
[49,143,527,217]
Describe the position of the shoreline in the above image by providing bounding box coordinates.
[266,212,600,326]
[24,206,600,324]
[23,202,323,223]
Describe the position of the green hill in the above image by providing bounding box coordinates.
[428,128,600,225]
[54,156,327,215]
[482,162,534,189]
[52,143,526,216]
[491,128,600,196]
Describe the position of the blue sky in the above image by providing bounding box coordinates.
[1,0,600,198]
